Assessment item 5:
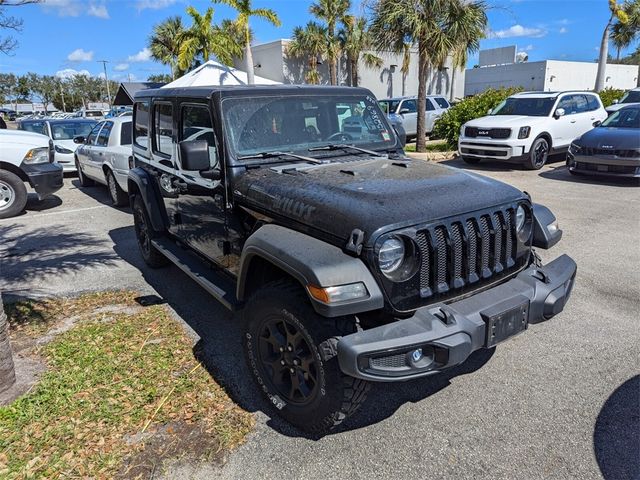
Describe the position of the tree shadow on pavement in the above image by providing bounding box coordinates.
[593,375,640,480]
[538,165,639,188]
[0,224,119,300]
[69,179,130,209]
[109,225,496,439]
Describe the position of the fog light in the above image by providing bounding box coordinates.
[411,348,423,363]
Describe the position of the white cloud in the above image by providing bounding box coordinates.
[127,48,152,62]
[42,0,109,18]
[114,63,129,71]
[67,48,94,62]
[136,0,180,11]
[490,24,547,39]
[559,27,568,34]
[55,68,91,79]
[523,44,534,51]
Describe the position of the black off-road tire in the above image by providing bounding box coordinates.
[0,170,27,219]
[525,137,550,170]
[462,156,481,165]
[106,169,129,207]
[132,195,169,268]
[242,280,370,433]
[75,157,95,187]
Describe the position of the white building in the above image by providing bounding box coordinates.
[465,46,639,96]
[236,39,466,101]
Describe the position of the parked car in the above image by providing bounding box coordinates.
[18,118,98,172]
[567,104,640,179]
[378,95,451,140]
[458,91,608,169]
[128,84,576,433]
[74,116,132,206]
[73,109,105,120]
[0,129,63,218]
[605,87,640,114]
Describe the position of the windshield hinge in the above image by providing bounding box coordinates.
[345,228,365,256]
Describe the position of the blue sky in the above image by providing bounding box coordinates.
[0,0,634,82]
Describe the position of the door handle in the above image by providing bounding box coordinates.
[570,120,577,123]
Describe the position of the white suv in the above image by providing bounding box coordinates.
[458,91,607,169]
[379,95,451,140]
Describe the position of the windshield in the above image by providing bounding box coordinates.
[600,108,640,128]
[20,121,47,135]
[222,94,396,159]
[50,121,97,140]
[492,97,556,117]
[619,90,640,104]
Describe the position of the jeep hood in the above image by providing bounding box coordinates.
[234,157,526,245]
[465,115,549,128]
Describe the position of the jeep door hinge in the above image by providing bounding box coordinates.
[345,228,365,256]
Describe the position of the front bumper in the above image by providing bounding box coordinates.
[337,254,577,382]
[54,152,77,172]
[458,138,529,161]
[21,161,64,199]
[567,152,640,177]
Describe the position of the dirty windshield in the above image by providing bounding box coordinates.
[222,93,396,159]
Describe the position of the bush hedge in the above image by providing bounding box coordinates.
[432,87,523,147]
[598,87,625,107]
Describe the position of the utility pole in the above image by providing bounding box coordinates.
[97,60,112,107]
[59,82,66,113]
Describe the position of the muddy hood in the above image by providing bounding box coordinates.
[234,157,526,245]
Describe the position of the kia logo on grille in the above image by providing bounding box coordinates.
[478,130,490,136]
[600,145,614,149]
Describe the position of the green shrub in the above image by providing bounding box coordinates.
[598,87,625,107]
[432,87,523,148]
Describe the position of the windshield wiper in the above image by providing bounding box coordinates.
[308,144,384,157]
[237,151,323,164]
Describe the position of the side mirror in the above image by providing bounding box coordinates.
[179,139,212,171]
[554,108,566,119]
[399,108,411,115]
[593,120,602,127]
[487,108,493,115]
[201,169,221,180]
[73,135,85,144]
[612,99,619,104]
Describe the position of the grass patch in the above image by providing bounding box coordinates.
[404,141,454,153]
[0,292,253,478]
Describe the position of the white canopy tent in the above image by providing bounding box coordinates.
[162,60,280,88]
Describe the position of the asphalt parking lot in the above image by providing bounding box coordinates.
[1,160,638,479]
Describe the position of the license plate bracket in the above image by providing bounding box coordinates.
[480,295,530,348]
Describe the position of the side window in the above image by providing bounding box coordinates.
[133,101,150,149]
[434,97,450,109]
[401,100,417,113]
[96,121,113,146]
[574,95,589,113]
[426,99,436,111]
[586,95,601,111]
[557,96,578,115]
[120,121,132,146]
[86,122,103,145]
[180,104,217,169]
[153,102,173,157]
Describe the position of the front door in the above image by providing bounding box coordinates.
[399,99,418,136]
[175,103,228,267]
[89,120,114,180]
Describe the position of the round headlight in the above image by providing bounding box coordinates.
[516,204,526,232]
[378,237,405,274]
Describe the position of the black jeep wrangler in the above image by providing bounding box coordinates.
[128,85,577,433]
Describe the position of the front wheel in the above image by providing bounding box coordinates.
[525,137,550,170]
[106,170,128,207]
[75,157,95,186]
[0,170,28,219]
[242,280,370,433]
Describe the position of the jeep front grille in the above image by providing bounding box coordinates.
[415,207,517,298]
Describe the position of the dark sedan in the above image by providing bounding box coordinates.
[567,105,640,178]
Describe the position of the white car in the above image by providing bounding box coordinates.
[0,129,63,218]
[606,87,640,114]
[74,116,132,206]
[458,91,608,169]
[378,95,451,139]
[17,118,98,172]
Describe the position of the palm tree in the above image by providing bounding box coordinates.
[148,16,186,80]
[611,0,640,60]
[401,42,412,96]
[178,6,241,71]
[310,0,351,85]
[339,16,382,86]
[288,22,328,84]
[371,0,487,152]
[595,0,629,91]
[214,0,281,85]
[0,292,16,395]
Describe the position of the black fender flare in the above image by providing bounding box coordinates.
[127,167,168,232]
[237,224,385,317]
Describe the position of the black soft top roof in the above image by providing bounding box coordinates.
[134,84,372,101]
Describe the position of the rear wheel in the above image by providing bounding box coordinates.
[462,156,481,165]
[525,137,549,170]
[0,170,27,219]
[106,170,128,207]
[243,280,370,433]
[75,157,95,186]
[132,195,169,268]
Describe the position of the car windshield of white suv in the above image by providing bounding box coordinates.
[491,97,557,117]
[600,107,640,128]
[619,90,640,104]
[223,94,396,159]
